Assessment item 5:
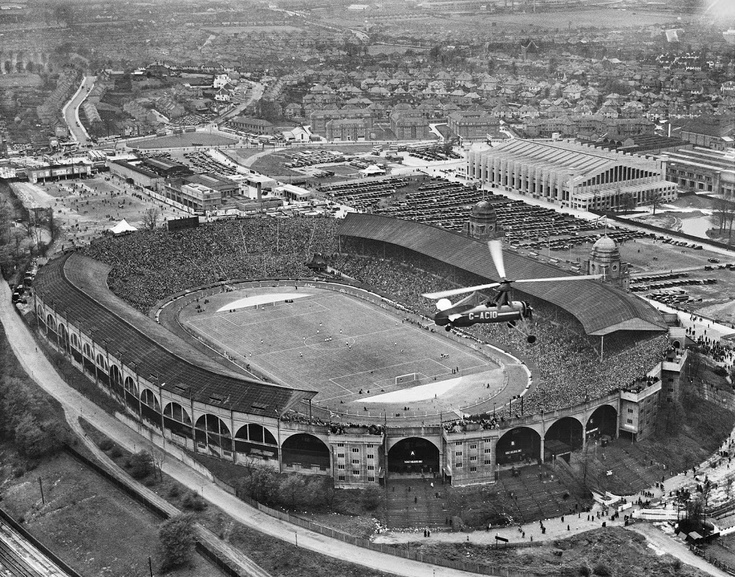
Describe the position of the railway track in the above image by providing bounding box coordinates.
[0,521,72,577]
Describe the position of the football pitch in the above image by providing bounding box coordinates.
[180,285,511,417]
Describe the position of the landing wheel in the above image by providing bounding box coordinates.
[527,335,537,344]
[445,325,452,332]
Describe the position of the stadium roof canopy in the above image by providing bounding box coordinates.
[34,253,316,414]
[338,213,666,337]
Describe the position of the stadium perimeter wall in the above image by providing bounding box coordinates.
[31,248,668,489]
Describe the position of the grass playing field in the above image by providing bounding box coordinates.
[180,285,513,420]
[126,132,238,149]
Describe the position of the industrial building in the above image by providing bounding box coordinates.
[664,147,735,197]
[467,139,678,212]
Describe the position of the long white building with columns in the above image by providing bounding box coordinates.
[467,139,678,211]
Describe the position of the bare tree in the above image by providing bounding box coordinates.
[650,191,663,216]
[153,449,166,482]
[713,197,735,243]
[142,207,160,230]
[619,192,636,215]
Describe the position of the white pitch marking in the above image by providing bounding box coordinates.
[364,378,464,403]
[216,292,311,312]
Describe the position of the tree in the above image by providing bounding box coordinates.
[128,450,154,479]
[142,207,160,230]
[158,514,195,571]
[650,191,663,216]
[14,415,47,457]
[620,192,636,215]
[237,465,278,504]
[279,474,306,509]
[152,450,166,482]
[361,486,382,512]
[713,197,735,243]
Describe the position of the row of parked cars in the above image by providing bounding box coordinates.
[11,260,38,304]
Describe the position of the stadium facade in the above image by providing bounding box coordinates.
[32,216,681,488]
[467,139,678,212]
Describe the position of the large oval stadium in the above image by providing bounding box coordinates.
[31,212,675,488]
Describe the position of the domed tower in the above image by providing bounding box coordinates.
[586,235,628,289]
[465,200,502,240]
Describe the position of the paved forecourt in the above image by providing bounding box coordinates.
[179,283,525,422]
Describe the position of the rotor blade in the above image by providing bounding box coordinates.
[514,274,604,284]
[422,282,501,300]
[488,240,506,279]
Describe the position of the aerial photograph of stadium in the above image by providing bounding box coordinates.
[2,0,735,576]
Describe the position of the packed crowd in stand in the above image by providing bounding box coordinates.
[620,374,660,395]
[80,215,340,313]
[330,252,668,416]
[79,216,667,425]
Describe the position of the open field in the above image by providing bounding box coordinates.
[0,448,221,577]
[327,8,690,34]
[247,150,303,177]
[466,7,688,28]
[127,132,238,149]
[12,177,190,251]
[0,73,42,87]
[247,145,379,177]
[204,25,303,34]
[182,285,511,418]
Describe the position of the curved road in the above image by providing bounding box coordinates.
[0,280,468,577]
[1,278,732,577]
[217,81,264,123]
[61,76,96,145]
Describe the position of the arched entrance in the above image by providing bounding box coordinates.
[46,314,56,339]
[194,414,232,456]
[70,333,81,363]
[387,437,439,476]
[96,353,109,387]
[163,402,192,439]
[281,433,330,471]
[82,343,95,376]
[586,405,618,441]
[124,377,139,412]
[109,365,123,397]
[235,424,278,461]
[58,324,69,353]
[544,417,583,463]
[140,389,161,427]
[496,427,541,465]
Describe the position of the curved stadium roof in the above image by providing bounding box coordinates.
[338,213,666,337]
[34,253,316,415]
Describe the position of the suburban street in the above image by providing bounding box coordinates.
[61,75,96,145]
[217,81,265,123]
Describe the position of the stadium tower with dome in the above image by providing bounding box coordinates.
[30,206,683,488]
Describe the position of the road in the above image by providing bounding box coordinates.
[217,81,264,123]
[2,274,734,576]
[61,76,96,145]
[628,524,731,577]
[0,280,473,577]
